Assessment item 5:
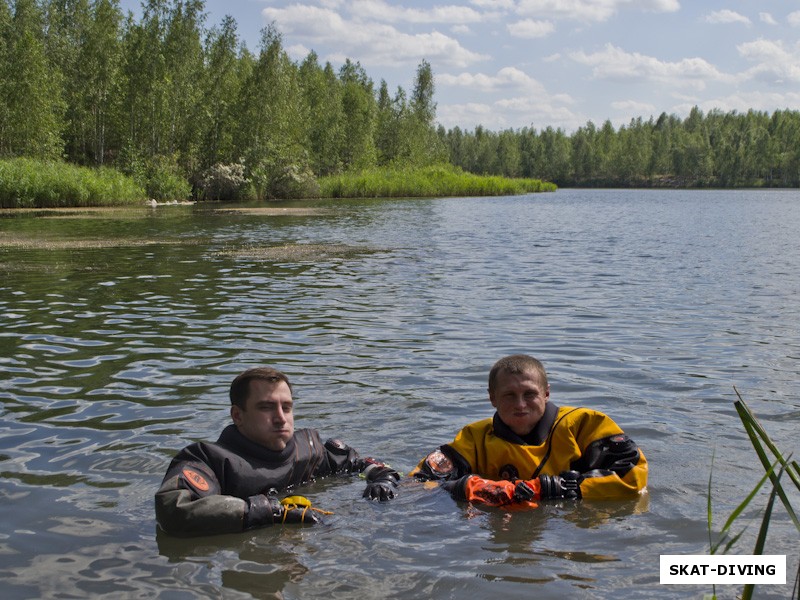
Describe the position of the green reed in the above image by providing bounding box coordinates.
[318,164,557,199]
[706,389,800,600]
[0,158,146,208]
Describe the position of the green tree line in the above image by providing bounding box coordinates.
[0,0,445,200]
[2,0,797,199]
[440,107,800,188]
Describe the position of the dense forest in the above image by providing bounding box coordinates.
[1,0,799,201]
[445,108,800,188]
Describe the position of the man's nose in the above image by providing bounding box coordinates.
[511,393,527,406]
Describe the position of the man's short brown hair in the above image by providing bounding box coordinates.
[488,354,548,394]
[229,367,293,409]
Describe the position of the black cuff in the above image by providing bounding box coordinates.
[538,475,559,500]
[538,472,582,500]
[364,464,400,485]
[441,475,471,501]
[244,494,281,529]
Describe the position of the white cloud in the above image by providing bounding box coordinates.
[737,39,800,84]
[515,0,679,23]
[789,11,800,27]
[759,12,777,26]
[703,10,751,26]
[286,44,311,60]
[507,19,555,38]
[349,0,486,24]
[437,102,499,129]
[262,4,488,68]
[437,64,581,129]
[737,39,791,63]
[643,0,680,11]
[570,44,732,89]
[262,5,345,38]
[470,0,515,9]
[437,98,581,130]
[494,96,582,128]
[438,67,546,94]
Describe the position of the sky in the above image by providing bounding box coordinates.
[120,0,800,133]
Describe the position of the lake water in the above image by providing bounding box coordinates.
[1,188,798,599]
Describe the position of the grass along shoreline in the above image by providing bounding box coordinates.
[319,164,557,198]
[0,158,146,208]
[1,159,556,208]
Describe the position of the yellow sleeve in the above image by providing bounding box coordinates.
[568,409,648,499]
[578,449,648,500]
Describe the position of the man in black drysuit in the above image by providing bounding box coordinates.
[155,366,399,536]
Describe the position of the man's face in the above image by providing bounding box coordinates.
[231,379,295,451]
[489,368,550,437]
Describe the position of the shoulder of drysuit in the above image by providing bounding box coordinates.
[452,406,620,436]
[551,405,626,441]
[158,426,359,501]
[168,426,330,470]
[448,405,623,452]
[455,417,494,440]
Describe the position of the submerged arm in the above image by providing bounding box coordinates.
[155,461,317,537]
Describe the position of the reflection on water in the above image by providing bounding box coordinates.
[1,189,798,599]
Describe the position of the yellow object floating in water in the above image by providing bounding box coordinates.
[281,496,312,508]
[279,496,333,522]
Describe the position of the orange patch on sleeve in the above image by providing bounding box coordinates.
[182,467,210,492]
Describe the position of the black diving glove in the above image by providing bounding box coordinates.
[537,471,582,500]
[362,463,400,501]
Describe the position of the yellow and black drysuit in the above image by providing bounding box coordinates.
[155,424,399,536]
[414,403,647,507]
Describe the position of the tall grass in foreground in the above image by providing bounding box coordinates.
[706,389,800,600]
[0,158,146,208]
[319,164,557,199]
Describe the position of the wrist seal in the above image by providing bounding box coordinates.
[538,471,582,500]
[245,494,283,529]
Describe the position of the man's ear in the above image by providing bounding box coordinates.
[230,404,242,426]
[488,388,497,408]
